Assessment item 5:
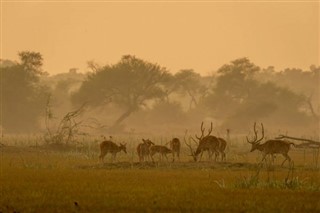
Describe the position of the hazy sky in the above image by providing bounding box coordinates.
[1,1,319,75]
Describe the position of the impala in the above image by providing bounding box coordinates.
[99,140,127,162]
[137,139,154,162]
[169,137,181,162]
[247,122,295,166]
[149,145,172,162]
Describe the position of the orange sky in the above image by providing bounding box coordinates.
[1,1,319,75]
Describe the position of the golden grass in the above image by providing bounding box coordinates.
[0,143,320,212]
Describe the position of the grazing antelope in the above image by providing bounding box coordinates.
[217,137,227,161]
[169,138,181,162]
[185,122,221,162]
[137,139,154,162]
[195,137,220,162]
[247,122,295,166]
[149,145,172,162]
[99,140,127,162]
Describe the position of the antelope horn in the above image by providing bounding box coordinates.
[246,136,253,144]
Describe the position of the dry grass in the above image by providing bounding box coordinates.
[0,136,320,212]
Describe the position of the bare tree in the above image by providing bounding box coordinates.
[44,95,87,146]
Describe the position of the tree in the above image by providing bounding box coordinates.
[215,57,260,101]
[204,58,312,131]
[204,58,260,118]
[174,69,204,110]
[0,51,49,133]
[147,100,186,124]
[72,55,170,131]
[257,65,319,122]
[18,51,45,75]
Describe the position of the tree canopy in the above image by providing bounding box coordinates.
[1,51,318,134]
[203,58,313,130]
[72,55,170,130]
[0,51,49,133]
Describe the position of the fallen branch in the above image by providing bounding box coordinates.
[276,135,320,149]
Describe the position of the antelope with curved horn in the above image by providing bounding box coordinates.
[247,122,295,166]
[185,122,221,162]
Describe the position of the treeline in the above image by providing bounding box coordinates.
[0,52,319,135]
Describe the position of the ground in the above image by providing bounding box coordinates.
[0,141,319,213]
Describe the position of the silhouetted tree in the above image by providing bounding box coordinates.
[204,58,311,130]
[72,55,170,131]
[204,58,260,117]
[18,51,45,75]
[0,51,49,133]
[257,65,319,122]
[174,69,204,110]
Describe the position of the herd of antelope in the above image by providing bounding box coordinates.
[99,122,296,166]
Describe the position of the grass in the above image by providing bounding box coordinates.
[1,138,320,212]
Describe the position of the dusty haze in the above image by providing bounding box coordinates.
[0,2,319,138]
[1,2,319,75]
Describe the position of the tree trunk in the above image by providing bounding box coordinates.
[306,97,319,121]
[110,107,135,132]
[187,90,197,110]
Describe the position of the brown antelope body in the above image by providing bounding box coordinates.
[170,138,181,161]
[194,135,220,161]
[149,145,172,162]
[137,139,154,162]
[99,140,127,162]
[247,123,295,166]
[217,138,227,161]
[185,122,223,162]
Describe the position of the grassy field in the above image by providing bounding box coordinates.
[1,137,320,213]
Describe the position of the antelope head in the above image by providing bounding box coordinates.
[142,138,154,146]
[119,143,127,153]
[246,122,264,152]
